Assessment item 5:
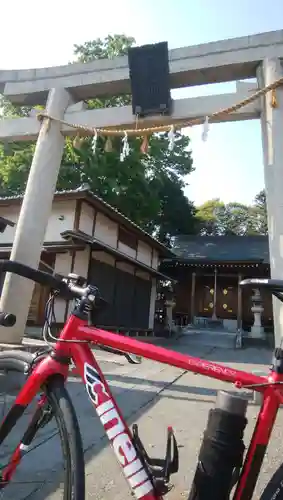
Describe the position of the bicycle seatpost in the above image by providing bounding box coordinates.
[187,391,248,500]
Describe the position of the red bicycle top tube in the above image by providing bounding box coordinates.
[55,314,269,391]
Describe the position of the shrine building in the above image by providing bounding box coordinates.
[159,235,272,335]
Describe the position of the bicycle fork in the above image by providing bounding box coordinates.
[0,394,49,487]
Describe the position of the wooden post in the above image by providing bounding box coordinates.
[190,272,196,324]
[237,273,243,331]
[212,267,218,320]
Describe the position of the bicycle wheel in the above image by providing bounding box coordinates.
[0,349,85,499]
[260,462,283,499]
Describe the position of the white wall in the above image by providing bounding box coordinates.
[79,202,95,236]
[0,200,162,275]
[92,251,115,266]
[0,197,162,331]
[53,248,90,323]
[68,248,90,319]
[136,269,150,280]
[73,248,90,278]
[0,206,19,244]
[94,212,118,247]
[0,200,76,244]
[54,252,72,276]
[53,252,72,322]
[137,240,152,267]
[152,249,159,270]
[117,241,136,259]
[116,261,135,274]
[45,201,76,241]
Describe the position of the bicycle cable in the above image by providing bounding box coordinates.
[42,293,89,345]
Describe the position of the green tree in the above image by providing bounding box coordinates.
[250,189,268,235]
[221,202,254,235]
[154,174,199,245]
[196,199,226,235]
[0,143,35,196]
[74,34,135,62]
[0,96,39,195]
[0,34,197,243]
[196,192,268,236]
[0,95,31,118]
[73,35,134,108]
[58,127,195,238]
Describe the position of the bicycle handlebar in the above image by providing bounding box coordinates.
[0,312,16,327]
[0,260,67,290]
[0,260,87,300]
[0,260,140,364]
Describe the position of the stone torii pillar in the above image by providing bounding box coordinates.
[258,58,283,347]
[0,88,72,344]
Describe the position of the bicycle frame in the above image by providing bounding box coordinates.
[1,313,283,500]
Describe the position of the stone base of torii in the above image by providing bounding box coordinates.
[0,31,283,346]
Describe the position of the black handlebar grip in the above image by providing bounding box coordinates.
[0,260,67,292]
[0,312,16,327]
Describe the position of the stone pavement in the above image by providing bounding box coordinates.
[0,336,281,499]
[176,330,237,349]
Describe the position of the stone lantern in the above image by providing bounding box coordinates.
[164,285,176,332]
[250,289,264,338]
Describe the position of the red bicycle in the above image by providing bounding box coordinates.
[0,260,282,499]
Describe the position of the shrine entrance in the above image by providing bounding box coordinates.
[1,31,283,345]
[198,275,238,321]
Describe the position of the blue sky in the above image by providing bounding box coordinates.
[1,0,283,205]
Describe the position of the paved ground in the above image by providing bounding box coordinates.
[0,334,281,499]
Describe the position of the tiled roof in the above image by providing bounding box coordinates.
[170,235,270,263]
[0,188,173,257]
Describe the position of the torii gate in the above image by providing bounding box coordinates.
[0,30,283,346]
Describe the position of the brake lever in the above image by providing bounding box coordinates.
[124,353,142,364]
[97,345,122,356]
[97,345,142,364]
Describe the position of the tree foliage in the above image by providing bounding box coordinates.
[74,34,135,62]
[0,34,197,245]
[251,189,268,235]
[196,191,268,236]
